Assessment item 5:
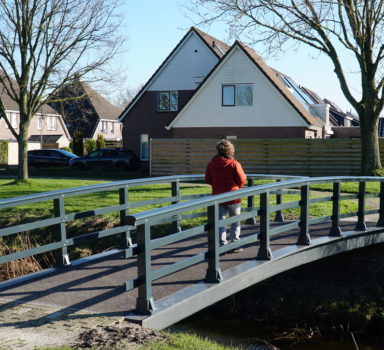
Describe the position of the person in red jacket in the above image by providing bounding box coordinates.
[205,140,247,249]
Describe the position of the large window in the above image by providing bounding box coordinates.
[158,91,178,111]
[222,84,253,106]
[140,134,149,161]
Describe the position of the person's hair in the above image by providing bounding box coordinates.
[216,140,234,158]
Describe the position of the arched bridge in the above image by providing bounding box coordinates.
[1,174,384,330]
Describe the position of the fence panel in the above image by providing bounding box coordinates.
[151,138,384,176]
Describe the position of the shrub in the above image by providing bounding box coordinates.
[0,141,8,166]
[96,134,105,149]
[84,139,97,154]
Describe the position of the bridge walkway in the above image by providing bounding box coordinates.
[0,217,375,328]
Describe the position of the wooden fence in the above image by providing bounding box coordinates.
[151,138,384,177]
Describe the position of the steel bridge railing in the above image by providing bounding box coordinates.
[0,174,295,267]
[125,176,384,315]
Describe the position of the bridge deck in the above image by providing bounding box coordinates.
[0,217,381,328]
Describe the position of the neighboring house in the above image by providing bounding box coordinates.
[0,86,71,150]
[50,79,122,144]
[119,27,358,162]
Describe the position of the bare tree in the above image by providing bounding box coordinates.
[114,84,144,109]
[187,0,384,175]
[0,0,124,181]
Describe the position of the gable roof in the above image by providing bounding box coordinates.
[0,79,59,115]
[81,82,121,121]
[166,41,324,129]
[118,27,228,122]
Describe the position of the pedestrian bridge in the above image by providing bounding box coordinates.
[1,174,384,329]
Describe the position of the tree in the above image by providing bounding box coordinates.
[187,0,384,175]
[0,0,124,180]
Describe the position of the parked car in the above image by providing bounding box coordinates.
[28,149,79,167]
[69,148,140,170]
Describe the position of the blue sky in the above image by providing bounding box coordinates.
[119,0,357,112]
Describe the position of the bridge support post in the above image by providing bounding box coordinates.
[205,204,223,283]
[119,187,133,256]
[53,197,70,267]
[297,185,311,245]
[171,180,182,232]
[355,181,367,231]
[377,182,384,227]
[274,180,284,222]
[136,223,157,315]
[246,179,257,224]
[257,192,272,260]
[330,182,342,237]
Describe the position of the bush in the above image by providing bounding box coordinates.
[84,139,96,154]
[96,134,105,149]
[0,141,8,166]
[372,168,384,177]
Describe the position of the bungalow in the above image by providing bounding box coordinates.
[119,27,358,162]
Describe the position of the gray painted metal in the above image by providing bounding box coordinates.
[138,227,384,329]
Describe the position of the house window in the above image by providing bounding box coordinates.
[6,112,18,129]
[140,134,149,161]
[101,121,108,133]
[47,116,57,130]
[222,84,253,106]
[37,116,44,130]
[158,91,178,111]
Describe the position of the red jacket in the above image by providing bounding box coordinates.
[205,156,247,204]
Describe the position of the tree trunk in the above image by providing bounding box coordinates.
[360,115,381,175]
[17,118,30,181]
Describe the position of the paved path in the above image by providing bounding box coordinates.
[0,216,380,349]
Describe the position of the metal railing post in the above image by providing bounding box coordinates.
[205,203,223,283]
[355,181,367,231]
[330,182,342,236]
[136,222,156,315]
[297,184,311,245]
[274,179,284,222]
[53,196,70,266]
[119,186,133,256]
[246,178,256,225]
[377,181,384,227]
[171,180,182,232]
[257,191,272,260]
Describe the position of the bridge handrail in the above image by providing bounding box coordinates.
[124,175,384,315]
[0,173,297,267]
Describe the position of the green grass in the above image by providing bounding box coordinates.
[310,181,381,194]
[36,332,244,350]
[140,332,243,350]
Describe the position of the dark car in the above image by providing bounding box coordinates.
[28,149,79,167]
[69,148,140,170]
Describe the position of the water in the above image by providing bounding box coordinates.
[175,316,382,350]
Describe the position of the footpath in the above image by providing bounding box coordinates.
[0,299,120,349]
